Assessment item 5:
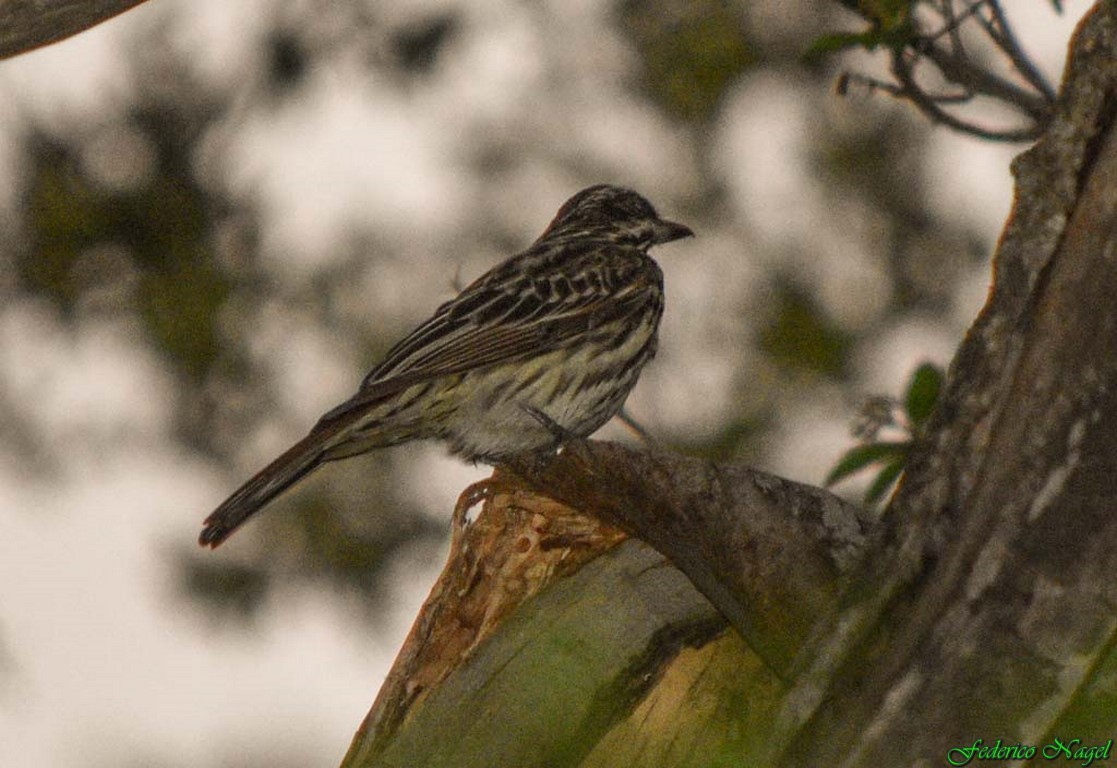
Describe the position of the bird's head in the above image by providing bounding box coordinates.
[538,184,693,250]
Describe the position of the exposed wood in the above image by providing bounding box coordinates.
[343,456,866,767]
[505,441,869,676]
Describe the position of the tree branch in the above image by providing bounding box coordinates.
[0,0,150,60]
[983,0,1058,102]
[505,441,870,677]
[346,443,868,766]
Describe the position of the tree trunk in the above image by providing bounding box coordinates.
[779,4,1117,763]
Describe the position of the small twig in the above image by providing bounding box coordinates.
[920,39,1051,123]
[926,0,985,49]
[840,70,970,106]
[837,72,905,99]
[891,50,1043,142]
[832,0,1053,142]
[983,0,1057,103]
[941,0,968,72]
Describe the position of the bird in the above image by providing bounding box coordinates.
[199,184,692,548]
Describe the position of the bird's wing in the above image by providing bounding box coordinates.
[316,244,660,425]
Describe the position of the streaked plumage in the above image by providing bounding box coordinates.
[200,184,692,547]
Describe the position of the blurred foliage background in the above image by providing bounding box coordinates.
[0,1,1076,764]
[2,0,1037,617]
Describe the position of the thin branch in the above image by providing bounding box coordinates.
[940,0,969,74]
[983,0,1058,102]
[891,50,1043,141]
[832,0,1054,141]
[927,0,986,47]
[920,39,1052,123]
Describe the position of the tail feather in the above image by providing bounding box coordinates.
[199,430,332,548]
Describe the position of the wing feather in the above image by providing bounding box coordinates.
[318,242,660,425]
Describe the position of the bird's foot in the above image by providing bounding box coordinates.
[522,405,579,452]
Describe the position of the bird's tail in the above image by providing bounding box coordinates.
[199,429,333,548]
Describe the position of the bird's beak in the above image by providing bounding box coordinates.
[653,219,694,244]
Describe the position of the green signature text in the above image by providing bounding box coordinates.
[948,738,1112,767]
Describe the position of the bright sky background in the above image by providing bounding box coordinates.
[0,1,1091,766]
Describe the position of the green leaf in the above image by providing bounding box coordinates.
[859,0,915,29]
[803,32,881,63]
[865,457,905,505]
[904,362,944,429]
[620,0,754,123]
[803,2,917,64]
[825,440,910,487]
[759,280,852,376]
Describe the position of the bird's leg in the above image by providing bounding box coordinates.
[522,404,577,449]
[451,408,574,535]
[615,407,659,448]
